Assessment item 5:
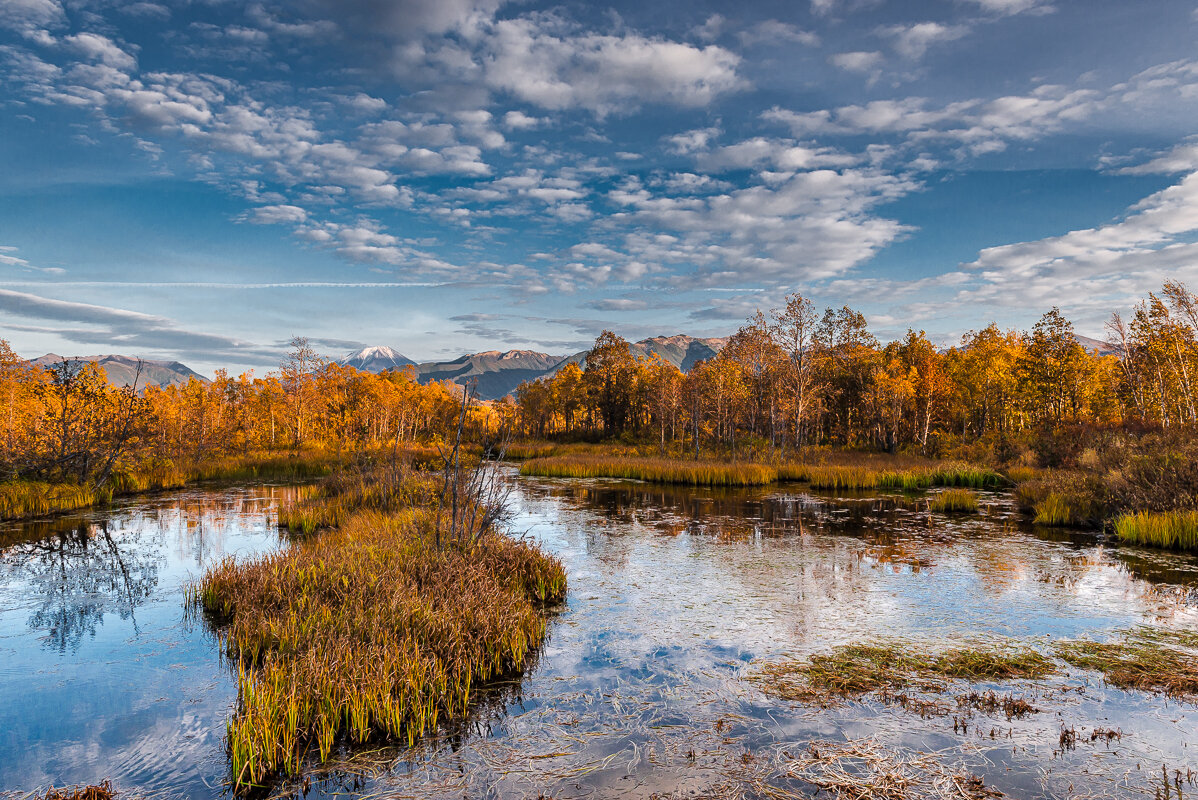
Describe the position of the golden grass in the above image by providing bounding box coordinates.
[0,481,105,520]
[195,506,566,791]
[1113,510,1198,551]
[275,463,433,534]
[1031,493,1084,526]
[519,455,777,486]
[1055,627,1198,698]
[502,442,559,460]
[0,448,397,521]
[930,489,979,513]
[520,454,1003,492]
[752,641,1055,704]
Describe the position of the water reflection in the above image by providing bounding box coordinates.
[0,485,302,798]
[4,475,1198,800]
[338,473,1198,800]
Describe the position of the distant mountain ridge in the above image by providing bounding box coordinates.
[336,335,729,400]
[30,354,209,388]
[29,331,1113,401]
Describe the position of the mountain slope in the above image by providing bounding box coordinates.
[30,354,208,388]
[416,350,567,400]
[337,345,416,373]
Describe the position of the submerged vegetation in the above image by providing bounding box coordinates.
[35,783,115,800]
[1056,628,1198,697]
[752,641,1056,705]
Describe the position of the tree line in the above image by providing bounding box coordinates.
[0,337,479,486]
[510,282,1198,456]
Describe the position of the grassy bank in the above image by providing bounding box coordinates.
[195,468,566,791]
[519,453,1003,492]
[0,449,383,522]
[519,455,777,486]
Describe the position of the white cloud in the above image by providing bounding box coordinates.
[609,167,918,283]
[737,20,820,47]
[483,18,744,116]
[63,33,137,71]
[829,51,884,73]
[0,0,65,31]
[959,0,1055,16]
[0,245,65,274]
[244,204,309,224]
[502,110,544,130]
[878,22,970,60]
[1116,138,1198,175]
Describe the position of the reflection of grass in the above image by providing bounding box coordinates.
[752,642,1055,703]
[930,489,979,513]
[196,505,566,791]
[1113,510,1198,551]
[1056,627,1198,697]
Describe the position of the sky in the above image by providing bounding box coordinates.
[1,0,1197,375]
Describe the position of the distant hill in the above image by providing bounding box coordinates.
[633,334,727,370]
[337,345,416,373]
[416,350,568,400]
[30,354,208,388]
[1074,334,1120,356]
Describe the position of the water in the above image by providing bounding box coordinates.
[0,486,302,797]
[2,476,1197,798]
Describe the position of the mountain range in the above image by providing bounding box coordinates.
[29,354,209,388]
[335,335,728,400]
[27,332,1115,400]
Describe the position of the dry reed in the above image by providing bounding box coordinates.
[195,506,566,791]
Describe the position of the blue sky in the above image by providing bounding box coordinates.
[1,0,1196,373]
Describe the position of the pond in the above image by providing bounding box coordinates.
[2,474,1197,798]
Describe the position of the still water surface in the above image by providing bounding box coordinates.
[2,475,1197,798]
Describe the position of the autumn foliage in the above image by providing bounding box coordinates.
[512,285,1198,457]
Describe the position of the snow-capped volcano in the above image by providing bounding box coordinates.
[337,345,416,373]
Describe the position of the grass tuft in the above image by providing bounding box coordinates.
[1113,510,1198,551]
[196,503,566,790]
[38,782,115,800]
[930,489,979,513]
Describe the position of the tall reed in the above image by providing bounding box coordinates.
[1113,510,1198,551]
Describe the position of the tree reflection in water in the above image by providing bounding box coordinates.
[2,517,161,653]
